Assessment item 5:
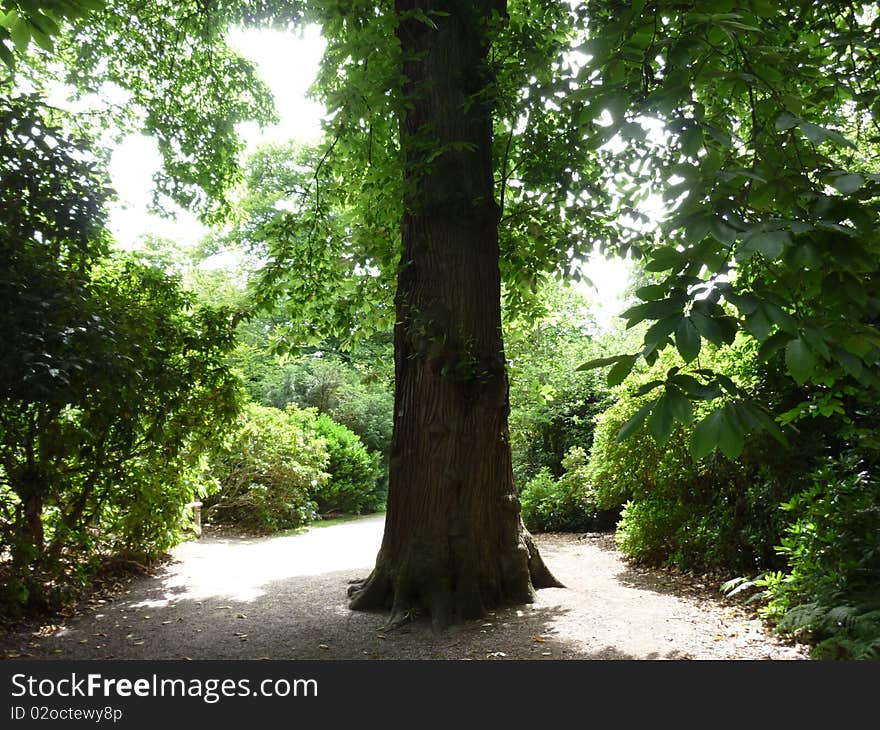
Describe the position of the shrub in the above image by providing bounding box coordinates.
[0,257,240,613]
[520,469,566,533]
[586,341,809,572]
[204,404,327,531]
[233,352,394,502]
[519,448,618,533]
[762,456,880,659]
[310,413,384,515]
[251,354,393,457]
[0,100,248,614]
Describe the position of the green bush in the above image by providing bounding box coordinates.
[0,99,247,614]
[587,342,808,572]
[0,257,240,614]
[762,456,880,659]
[615,497,684,564]
[519,448,618,533]
[98,457,209,561]
[230,351,393,502]
[204,404,327,531]
[244,353,393,457]
[311,413,384,515]
[520,469,567,533]
[203,402,384,532]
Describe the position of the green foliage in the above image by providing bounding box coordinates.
[310,412,384,516]
[205,404,385,532]
[204,404,326,532]
[0,0,104,69]
[519,469,566,533]
[223,313,394,501]
[588,342,810,571]
[252,352,393,460]
[0,95,241,613]
[0,94,110,403]
[506,279,613,485]
[575,0,880,458]
[761,455,880,659]
[211,139,398,348]
[19,0,278,220]
[493,0,617,314]
[519,447,618,533]
[204,403,384,529]
[0,257,241,610]
[74,258,240,548]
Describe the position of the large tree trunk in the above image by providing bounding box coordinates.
[348,0,561,629]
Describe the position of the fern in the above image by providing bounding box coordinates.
[777,599,880,659]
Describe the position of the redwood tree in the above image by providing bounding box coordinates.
[9,0,571,629]
[347,0,561,628]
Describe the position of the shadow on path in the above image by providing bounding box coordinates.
[0,517,806,660]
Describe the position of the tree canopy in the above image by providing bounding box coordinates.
[1,0,878,649]
[572,1,879,460]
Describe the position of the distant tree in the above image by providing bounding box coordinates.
[505,278,612,485]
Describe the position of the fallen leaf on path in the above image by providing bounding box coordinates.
[319,644,329,650]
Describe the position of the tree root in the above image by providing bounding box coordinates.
[346,577,369,596]
[348,526,564,630]
[523,527,565,589]
[348,568,390,610]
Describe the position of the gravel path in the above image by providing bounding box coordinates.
[1,514,807,660]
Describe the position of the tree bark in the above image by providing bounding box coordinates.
[348,0,561,629]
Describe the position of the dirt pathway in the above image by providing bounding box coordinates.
[1,515,807,660]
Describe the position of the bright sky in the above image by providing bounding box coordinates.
[106,24,632,318]
[107,25,326,249]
